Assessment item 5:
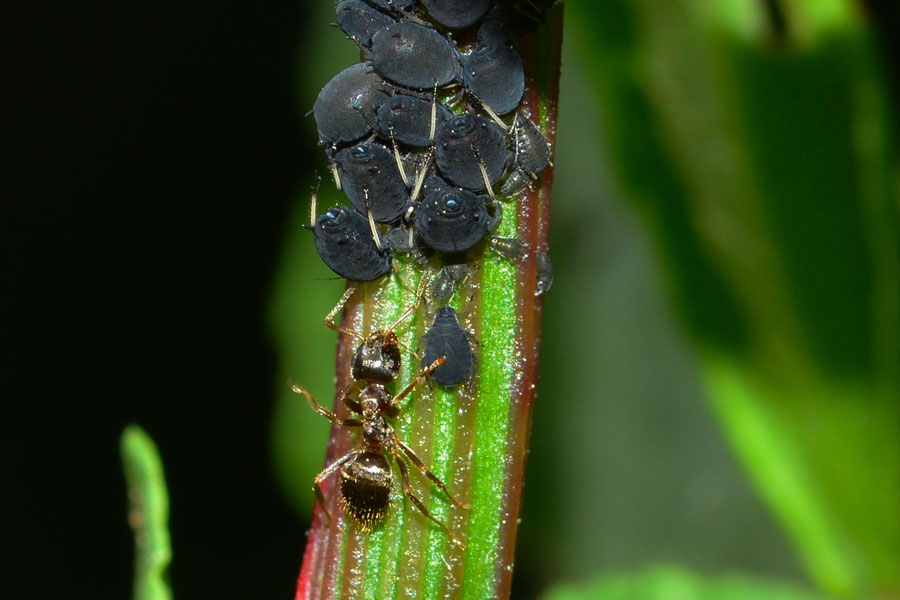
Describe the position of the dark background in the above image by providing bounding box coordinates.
[5,2,899,599]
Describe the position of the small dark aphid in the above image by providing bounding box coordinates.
[376,94,451,147]
[535,250,554,296]
[335,142,410,223]
[500,113,551,195]
[306,204,392,282]
[435,113,508,191]
[422,0,492,30]
[415,188,492,253]
[463,43,525,116]
[366,0,417,11]
[371,22,457,89]
[293,279,468,543]
[336,0,396,48]
[423,306,475,387]
[429,263,470,302]
[313,63,392,145]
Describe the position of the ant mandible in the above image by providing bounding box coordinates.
[292,276,469,546]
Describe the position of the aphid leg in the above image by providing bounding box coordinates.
[389,127,410,187]
[308,173,321,227]
[394,437,470,509]
[313,450,363,523]
[330,159,341,190]
[324,285,366,340]
[472,93,510,133]
[471,145,496,199]
[410,148,433,202]
[429,80,438,143]
[363,189,384,252]
[291,385,363,427]
[390,356,446,411]
[393,452,466,549]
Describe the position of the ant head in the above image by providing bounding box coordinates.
[352,333,402,384]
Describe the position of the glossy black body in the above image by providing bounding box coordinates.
[423,306,474,387]
[308,206,393,281]
[376,94,451,147]
[336,0,396,48]
[463,43,524,115]
[422,0,492,29]
[434,113,508,191]
[371,22,457,89]
[335,142,410,223]
[313,63,391,144]
[415,188,491,253]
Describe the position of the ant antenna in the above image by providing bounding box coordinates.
[384,273,431,335]
[410,148,433,202]
[364,189,384,252]
[389,126,410,187]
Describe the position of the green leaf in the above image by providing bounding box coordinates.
[543,566,829,600]
[121,424,172,600]
[569,0,900,595]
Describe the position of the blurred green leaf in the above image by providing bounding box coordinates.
[569,0,900,595]
[542,566,828,600]
[121,425,172,600]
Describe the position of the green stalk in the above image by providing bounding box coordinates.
[292,9,564,600]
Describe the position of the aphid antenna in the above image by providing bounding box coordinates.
[471,145,496,199]
[363,189,384,252]
[389,127,411,187]
[410,148,434,202]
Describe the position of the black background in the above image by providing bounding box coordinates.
[5,1,898,599]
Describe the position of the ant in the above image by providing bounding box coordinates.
[292,277,469,546]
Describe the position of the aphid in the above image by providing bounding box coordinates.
[334,142,410,223]
[313,63,392,145]
[336,0,396,49]
[292,280,468,543]
[422,306,475,387]
[366,0,417,11]
[414,187,496,254]
[500,113,551,195]
[535,250,554,296]
[376,93,452,147]
[463,42,525,116]
[371,22,458,89]
[435,112,508,191]
[429,263,470,302]
[422,0,492,30]
[304,179,393,282]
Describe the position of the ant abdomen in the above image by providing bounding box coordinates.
[339,451,393,530]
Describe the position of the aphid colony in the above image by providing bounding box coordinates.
[293,0,554,544]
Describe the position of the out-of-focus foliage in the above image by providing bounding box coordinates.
[566,0,900,596]
[543,566,828,600]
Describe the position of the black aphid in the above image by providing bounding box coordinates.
[422,0,492,30]
[313,63,392,145]
[501,113,551,195]
[435,113,508,191]
[463,43,524,115]
[376,94,451,147]
[367,0,418,11]
[371,22,457,89]
[415,187,493,253]
[335,142,410,223]
[306,204,392,282]
[429,263,470,302]
[535,250,554,296]
[422,306,475,387]
[336,0,396,48]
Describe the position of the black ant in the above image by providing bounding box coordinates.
[292,277,469,546]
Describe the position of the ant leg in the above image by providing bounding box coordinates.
[339,380,364,414]
[390,356,446,411]
[313,450,362,523]
[394,436,470,509]
[291,385,363,427]
[393,452,465,549]
[324,285,365,341]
